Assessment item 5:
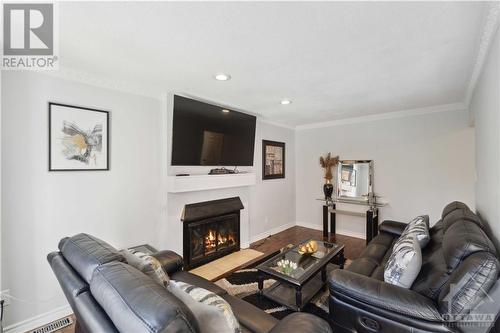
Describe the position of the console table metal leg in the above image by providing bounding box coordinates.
[295,287,302,312]
[330,203,336,238]
[322,205,328,240]
[366,210,374,245]
[372,209,379,238]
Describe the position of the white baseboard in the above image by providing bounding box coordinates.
[4,304,72,333]
[250,222,296,244]
[295,221,366,240]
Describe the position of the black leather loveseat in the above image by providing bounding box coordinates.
[48,234,331,333]
[329,201,500,333]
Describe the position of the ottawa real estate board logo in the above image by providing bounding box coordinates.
[2,2,59,70]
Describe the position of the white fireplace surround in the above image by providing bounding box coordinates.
[167,173,257,193]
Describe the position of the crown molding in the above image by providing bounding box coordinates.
[465,1,500,124]
[43,66,162,100]
[295,102,467,131]
[257,118,295,130]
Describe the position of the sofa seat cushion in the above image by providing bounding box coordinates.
[90,262,197,333]
[222,294,278,333]
[61,233,124,283]
[347,258,379,277]
[171,270,228,296]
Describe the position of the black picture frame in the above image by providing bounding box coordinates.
[49,102,110,171]
[262,140,285,180]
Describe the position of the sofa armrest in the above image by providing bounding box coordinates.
[269,313,332,333]
[379,220,407,236]
[150,250,183,274]
[329,270,442,322]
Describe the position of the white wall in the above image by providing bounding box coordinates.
[471,27,500,249]
[1,71,163,327]
[249,122,296,240]
[295,109,475,237]
[0,75,296,330]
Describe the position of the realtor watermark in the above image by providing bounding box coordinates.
[442,272,497,329]
[2,2,59,70]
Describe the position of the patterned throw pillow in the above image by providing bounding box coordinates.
[168,280,241,333]
[120,249,170,287]
[384,234,422,288]
[400,215,430,249]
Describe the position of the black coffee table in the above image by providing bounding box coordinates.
[256,239,344,311]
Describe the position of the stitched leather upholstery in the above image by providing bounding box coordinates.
[438,252,500,315]
[151,250,184,274]
[269,313,332,333]
[49,234,331,333]
[378,220,407,236]
[60,233,124,283]
[442,221,496,271]
[329,201,500,333]
[90,261,198,333]
[442,208,484,232]
[442,201,470,219]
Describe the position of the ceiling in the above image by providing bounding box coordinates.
[59,1,489,127]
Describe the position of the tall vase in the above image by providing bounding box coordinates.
[323,179,333,200]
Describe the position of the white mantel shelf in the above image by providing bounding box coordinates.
[167,173,256,193]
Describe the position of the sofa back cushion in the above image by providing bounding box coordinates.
[443,221,496,271]
[411,247,449,300]
[441,201,470,219]
[91,261,198,333]
[438,252,500,316]
[60,233,124,283]
[442,208,483,233]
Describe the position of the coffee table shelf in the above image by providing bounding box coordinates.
[257,239,344,311]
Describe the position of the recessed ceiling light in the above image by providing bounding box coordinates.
[214,73,231,81]
[280,99,292,105]
[222,109,230,113]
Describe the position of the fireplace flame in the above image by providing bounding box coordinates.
[205,229,236,252]
[205,230,217,252]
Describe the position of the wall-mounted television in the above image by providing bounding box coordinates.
[171,95,257,166]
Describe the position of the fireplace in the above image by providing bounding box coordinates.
[182,197,243,270]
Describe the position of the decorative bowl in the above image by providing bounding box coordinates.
[298,240,318,255]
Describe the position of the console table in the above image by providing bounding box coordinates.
[318,198,386,245]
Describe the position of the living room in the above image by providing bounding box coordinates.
[1,1,499,333]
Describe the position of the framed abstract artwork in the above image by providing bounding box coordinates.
[49,102,109,171]
[262,140,285,180]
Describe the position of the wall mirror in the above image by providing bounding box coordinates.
[336,160,373,202]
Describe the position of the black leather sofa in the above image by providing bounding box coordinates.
[48,234,331,333]
[329,201,500,333]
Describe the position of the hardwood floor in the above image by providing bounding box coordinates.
[47,226,365,333]
[250,226,365,260]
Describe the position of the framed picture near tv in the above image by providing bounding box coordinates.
[262,140,285,180]
[49,102,109,171]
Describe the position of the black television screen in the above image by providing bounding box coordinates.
[171,95,257,166]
